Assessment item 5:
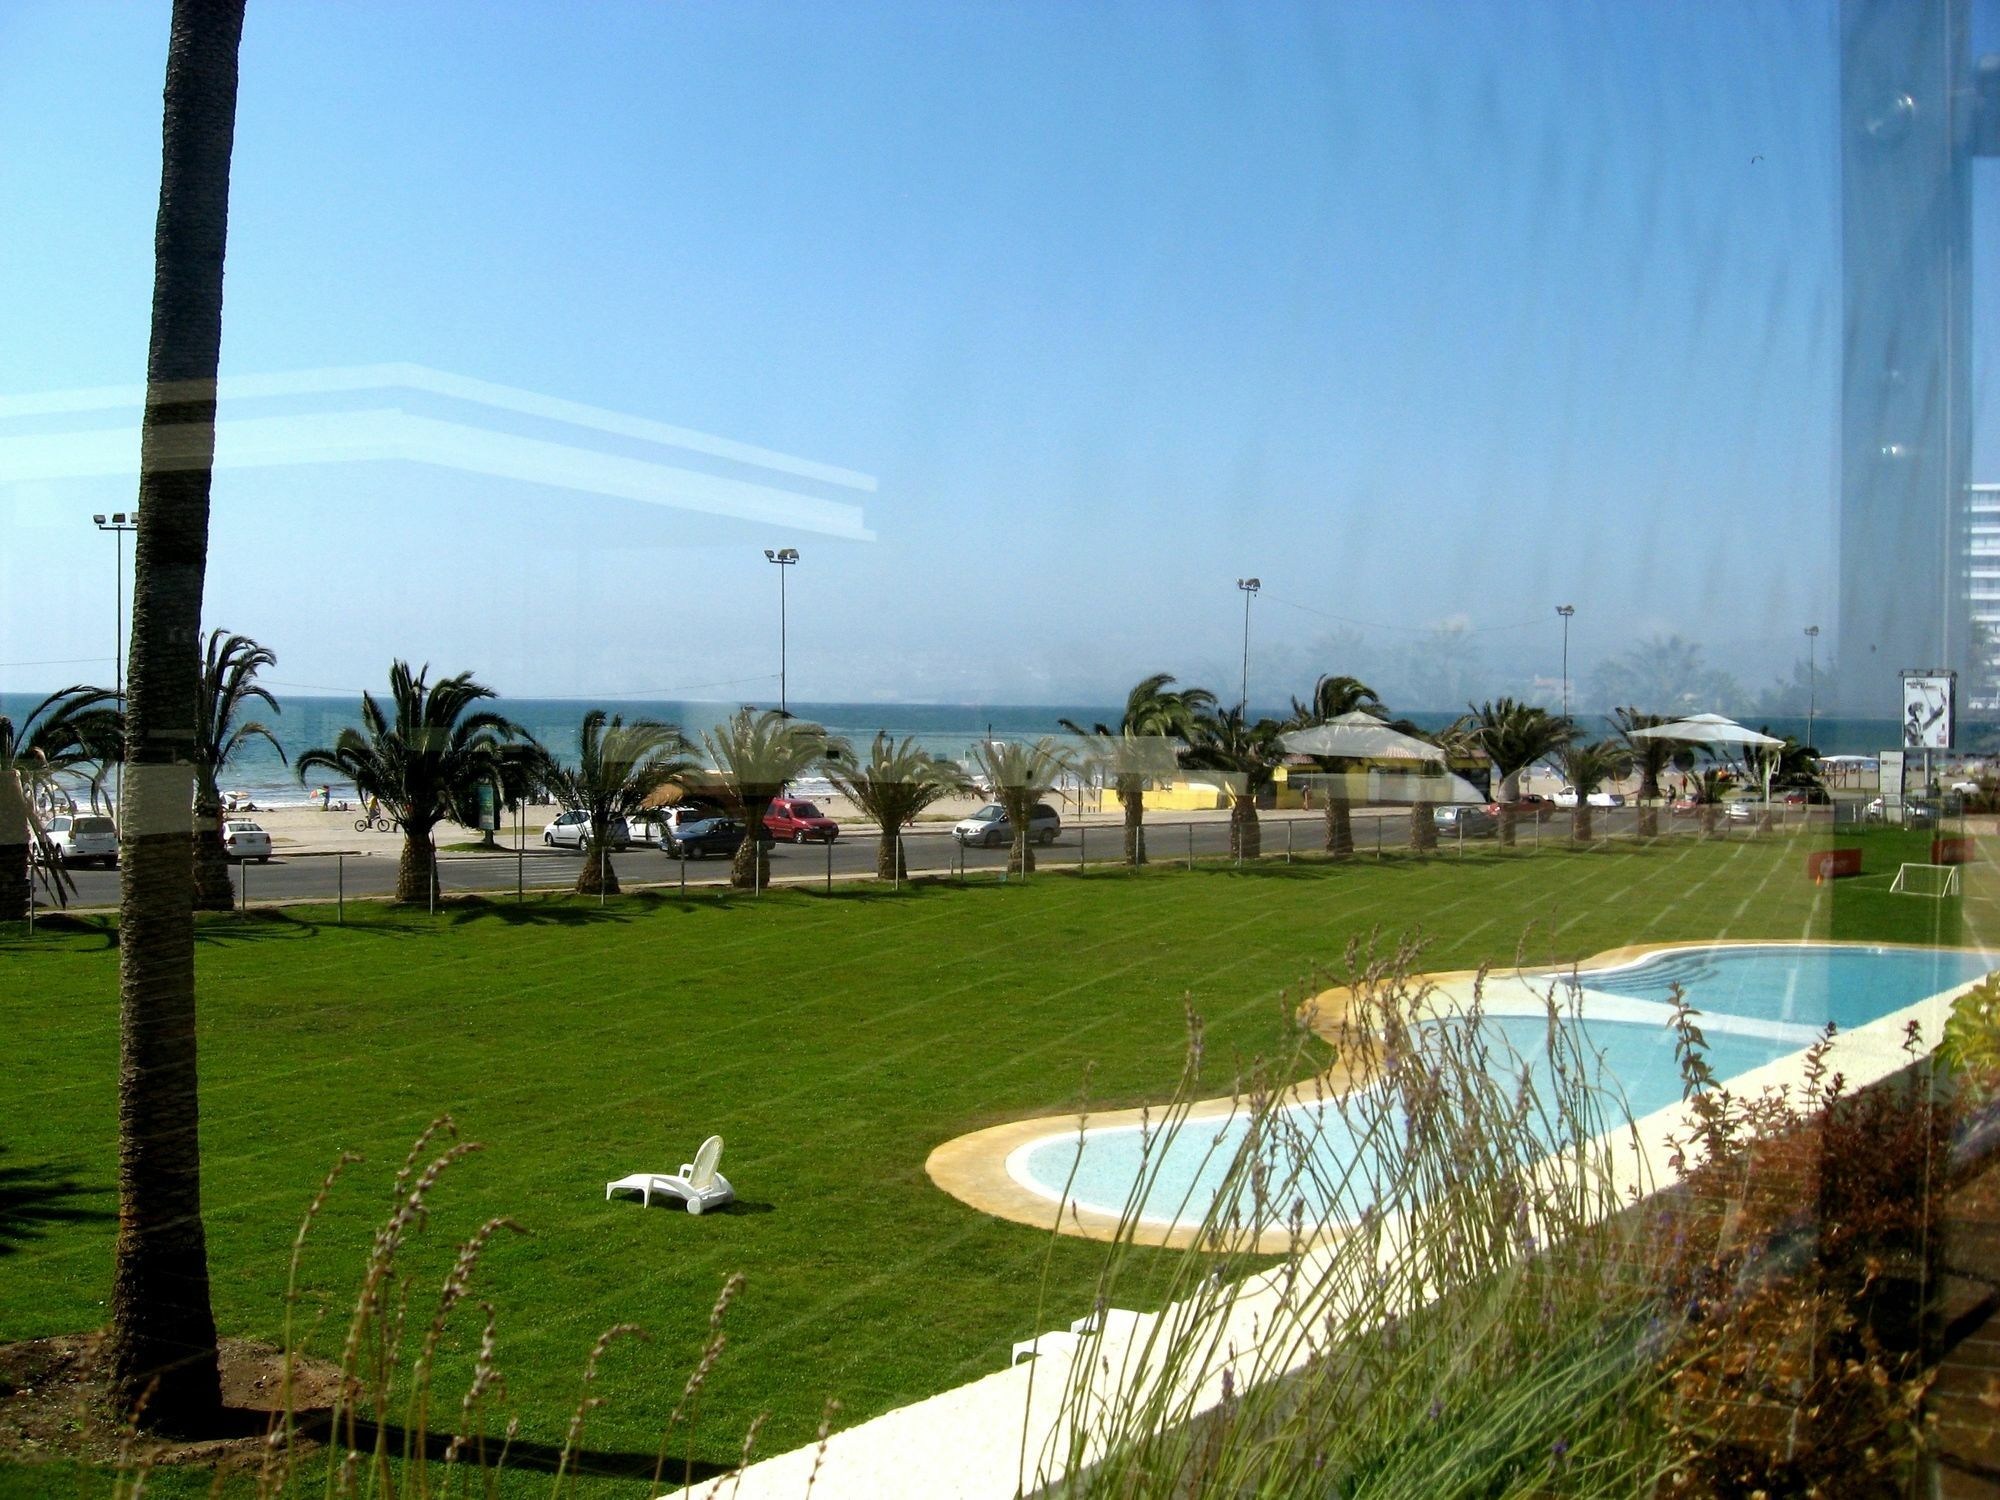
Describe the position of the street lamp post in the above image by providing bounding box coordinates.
[1556,605,1576,721]
[1805,625,1821,751]
[1236,578,1261,712]
[764,548,799,715]
[92,511,138,813]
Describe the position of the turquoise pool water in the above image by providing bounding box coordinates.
[1012,944,1994,1231]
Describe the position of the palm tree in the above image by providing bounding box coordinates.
[965,736,1077,874]
[1183,706,1282,861]
[821,732,971,880]
[702,708,828,889]
[191,631,282,911]
[1286,674,1386,858]
[1689,766,1732,834]
[1461,698,1572,847]
[1,685,122,919]
[534,711,692,896]
[1406,719,1472,854]
[1059,673,1213,866]
[295,663,521,904]
[1612,707,1677,839]
[106,0,248,1437]
[1738,728,1824,833]
[1556,740,1633,844]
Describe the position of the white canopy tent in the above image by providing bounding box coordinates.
[1627,713,1785,803]
[1278,712,1490,804]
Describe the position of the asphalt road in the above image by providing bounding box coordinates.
[38,804,1842,914]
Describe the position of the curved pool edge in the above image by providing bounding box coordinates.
[924,938,1998,1252]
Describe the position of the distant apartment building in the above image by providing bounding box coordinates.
[1967,483,2000,710]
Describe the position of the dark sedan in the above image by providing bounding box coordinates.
[667,816,748,859]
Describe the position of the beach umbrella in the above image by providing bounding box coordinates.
[1628,713,1783,800]
[1279,712,1489,804]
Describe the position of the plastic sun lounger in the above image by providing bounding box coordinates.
[606,1134,736,1215]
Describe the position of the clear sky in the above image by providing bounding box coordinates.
[3,1,1996,711]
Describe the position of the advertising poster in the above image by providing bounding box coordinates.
[1901,674,1955,750]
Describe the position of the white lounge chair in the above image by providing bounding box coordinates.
[605,1134,736,1215]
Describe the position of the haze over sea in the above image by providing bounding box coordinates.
[2,692,1965,810]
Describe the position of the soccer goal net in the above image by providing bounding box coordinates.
[1889,863,1960,898]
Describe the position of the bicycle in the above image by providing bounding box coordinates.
[354,814,396,833]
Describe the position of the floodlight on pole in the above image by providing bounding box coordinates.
[1805,625,1821,751]
[92,510,138,813]
[764,547,799,715]
[1555,605,1576,721]
[1236,578,1261,712]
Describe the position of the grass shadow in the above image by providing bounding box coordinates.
[193,908,331,947]
[287,1410,731,1485]
[0,913,117,951]
[0,1148,115,1257]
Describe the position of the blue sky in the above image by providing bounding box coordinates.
[3,1,1995,709]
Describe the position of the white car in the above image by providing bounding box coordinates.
[542,810,630,850]
[46,813,118,867]
[1551,788,1625,809]
[221,819,273,862]
[953,802,1062,847]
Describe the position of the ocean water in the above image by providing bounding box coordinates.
[0,690,1975,809]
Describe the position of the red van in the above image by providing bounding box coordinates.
[763,796,839,844]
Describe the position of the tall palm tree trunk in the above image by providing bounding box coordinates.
[1323,793,1355,858]
[107,0,245,1435]
[874,828,906,881]
[1635,769,1661,839]
[191,786,233,910]
[1120,783,1146,866]
[1495,771,1521,847]
[575,839,618,896]
[1,773,30,920]
[1575,802,1594,844]
[732,798,774,888]
[1410,787,1437,852]
[396,827,438,904]
[1228,797,1262,860]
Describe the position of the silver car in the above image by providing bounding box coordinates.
[952,802,1061,847]
[542,810,630,850]
[1432,804,1499,837]
[47,813,119,867]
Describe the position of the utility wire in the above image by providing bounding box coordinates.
[1267,597,1550,636]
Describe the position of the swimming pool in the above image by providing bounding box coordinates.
[1007,943,1994,1234]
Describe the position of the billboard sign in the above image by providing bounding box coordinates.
[1901,673,1956,750]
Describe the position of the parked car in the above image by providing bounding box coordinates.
[221,818,273,862]
[667,815,746,860]
[46,813,118,867]
[1551,788,1625,808]
[763,796,839,844]
[1433,804,1499,837]
[1489,795,1556,822]
[1863,796,1940,827]
[953,801,1061,847]
[542,810,630,850]
[626,813,666,847]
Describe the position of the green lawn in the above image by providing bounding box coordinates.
[0,826,1982,1493]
